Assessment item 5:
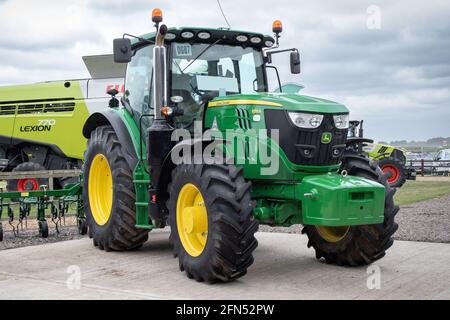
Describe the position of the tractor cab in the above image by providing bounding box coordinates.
[113,18,300,134]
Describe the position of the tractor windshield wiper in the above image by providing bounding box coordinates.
[182,39,222,73]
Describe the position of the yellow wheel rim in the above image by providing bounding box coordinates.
[176,183,208,257]
[315,226,350,243]
[88,154,113,226]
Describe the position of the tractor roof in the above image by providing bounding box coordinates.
[132,27,275,49]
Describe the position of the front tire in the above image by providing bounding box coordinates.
[168,164,258,283]
[83,126,149,251]
[302,154,399,266]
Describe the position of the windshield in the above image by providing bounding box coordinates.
[171,43,266,97]
[168,43,266,131]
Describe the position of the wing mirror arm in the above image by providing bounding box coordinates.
[265,48,301,74]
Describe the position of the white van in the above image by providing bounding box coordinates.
[434,149,450,174]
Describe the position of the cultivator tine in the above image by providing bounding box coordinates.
[51,203,61,235]
[59,199,69,226]
[17,220,22,234]
[8,207,17,237]
[19,201,31,231]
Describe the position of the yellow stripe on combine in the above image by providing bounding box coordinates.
[208,100,282,107]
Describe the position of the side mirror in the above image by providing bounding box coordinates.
[290,51,301,74]
[113,38,132,63]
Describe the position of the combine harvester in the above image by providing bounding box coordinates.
[348,120,416,188]
[0,55,124,239]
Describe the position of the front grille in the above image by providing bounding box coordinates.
[17,101,75,114]
[0,98,76,116]
[236,108,251,130]
[265,110,348,166]
[0,105,16,116]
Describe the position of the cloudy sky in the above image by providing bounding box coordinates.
[0,0,449,142]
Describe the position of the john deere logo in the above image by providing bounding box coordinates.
[321,132,332,144]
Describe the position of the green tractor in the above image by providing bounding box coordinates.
[348,120,416,188]
[82,10,398,282]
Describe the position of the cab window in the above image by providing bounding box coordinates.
[124,45,154,130]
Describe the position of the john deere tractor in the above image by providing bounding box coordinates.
[82,10,398,282]
[348,120,416,188]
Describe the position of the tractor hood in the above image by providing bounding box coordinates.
[209,93,349,114]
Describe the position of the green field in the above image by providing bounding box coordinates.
[394,179,450,206]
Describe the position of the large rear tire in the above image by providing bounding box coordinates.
[167,164,258,283]
[302,154,399,266]
[378,157,407,188]
[83,126,149,251]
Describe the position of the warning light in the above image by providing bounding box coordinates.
[272,20,283,34]
[152,8,163,24]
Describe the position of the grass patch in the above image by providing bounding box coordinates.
[395,180,450,206]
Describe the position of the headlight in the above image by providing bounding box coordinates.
[181,31,194,39]
[165,33,177,40]
[288,112,324,129]
[198,32,211,40]
[236,35,249,42]
[333,114,349,129]
[250,36,262,44]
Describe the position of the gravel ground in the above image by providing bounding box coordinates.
[0,216,86,251]
[260,195,450,243]
[1,195,449,250]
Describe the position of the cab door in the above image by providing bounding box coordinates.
[123,44,155,135]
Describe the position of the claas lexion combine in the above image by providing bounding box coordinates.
[348,120,416,188]
[0,55,124,239]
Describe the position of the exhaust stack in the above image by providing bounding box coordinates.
[153,24,168,120]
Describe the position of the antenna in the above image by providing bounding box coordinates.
[217,0,231,29]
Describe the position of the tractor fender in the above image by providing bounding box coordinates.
[157,138,226,202]
[83,111,138,170]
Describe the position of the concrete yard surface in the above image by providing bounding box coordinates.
[1,230,449,300]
